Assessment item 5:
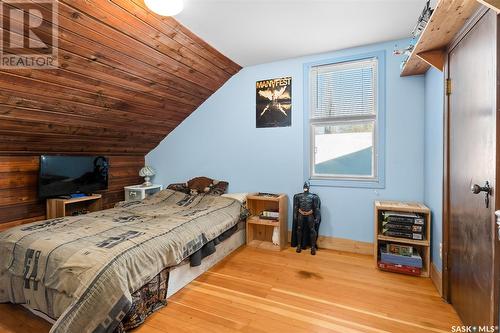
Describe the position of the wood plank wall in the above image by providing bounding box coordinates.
[0,0,241,228]
[0,155,144,231]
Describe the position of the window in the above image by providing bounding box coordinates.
[306,53,385,188]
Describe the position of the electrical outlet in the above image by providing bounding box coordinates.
[439,242,443,259]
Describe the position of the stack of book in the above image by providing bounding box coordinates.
[382,211,425,240]
[260,210,279,221]
[378,243,422,276]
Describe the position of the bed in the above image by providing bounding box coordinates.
[0,184,247,333]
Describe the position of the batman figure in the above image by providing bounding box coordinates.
[291,182,321,255]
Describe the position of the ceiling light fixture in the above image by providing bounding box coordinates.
[144,0,184,16]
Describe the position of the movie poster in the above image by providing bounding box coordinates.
[256,77,292,128]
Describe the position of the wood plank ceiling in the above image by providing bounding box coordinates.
[0,0,241,155]
[0,0,241,228]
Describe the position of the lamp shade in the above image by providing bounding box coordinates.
[144,0,184,16]
[139,166,156,177]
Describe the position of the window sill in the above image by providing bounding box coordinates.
[308,177,385,189]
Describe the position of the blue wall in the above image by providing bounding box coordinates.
[146,39,425,243]
[424,67,445,271]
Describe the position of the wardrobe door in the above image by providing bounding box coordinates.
[447,10,498,326]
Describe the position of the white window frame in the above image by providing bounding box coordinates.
[304,52,386,189]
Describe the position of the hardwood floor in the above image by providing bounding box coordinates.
[0,246,461,333]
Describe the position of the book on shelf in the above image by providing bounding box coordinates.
[383,229,424,240]
[261,210,279,218]
[380,248,422,268]
[383,211,425,225]
[377,261,421,276]
[256,192,279,198]
[386,243,413,256]
[259,211,279,221]
[382,221,424,233]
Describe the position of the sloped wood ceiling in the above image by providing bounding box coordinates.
[0,0,241,155]
[0,0,240,228]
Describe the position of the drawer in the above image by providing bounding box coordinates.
[125,189,142,201]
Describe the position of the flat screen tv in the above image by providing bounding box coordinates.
[38,155,109,199]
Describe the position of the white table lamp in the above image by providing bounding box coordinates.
[139,166,156,187]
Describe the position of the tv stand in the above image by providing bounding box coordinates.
[46,194,103,219]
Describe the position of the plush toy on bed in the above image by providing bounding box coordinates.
[187,176,218,195]
[167,176,229,196]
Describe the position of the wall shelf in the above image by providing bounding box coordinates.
[401,0,481,77]
[477,0,500,12]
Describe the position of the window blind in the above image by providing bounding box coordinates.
[310,58,377,120]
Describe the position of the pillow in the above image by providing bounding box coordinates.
[167,177,229,196]
[221,193,255,204]
[222,193,254,221]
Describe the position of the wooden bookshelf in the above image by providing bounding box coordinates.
[374,201,431,277]
[246,194,288,251]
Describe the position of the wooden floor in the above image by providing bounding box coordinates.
[0,246,461,333]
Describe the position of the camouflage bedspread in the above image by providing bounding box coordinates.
[0,189,241,333]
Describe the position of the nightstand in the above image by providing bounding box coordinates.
[124,184,163,201]
[246,193,288,251]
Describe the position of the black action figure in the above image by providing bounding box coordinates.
[291,182,321,255]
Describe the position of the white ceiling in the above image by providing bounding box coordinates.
[175,0,434,67]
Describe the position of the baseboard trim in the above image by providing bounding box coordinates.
[287,231,373,255]
[430,262,443,296]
